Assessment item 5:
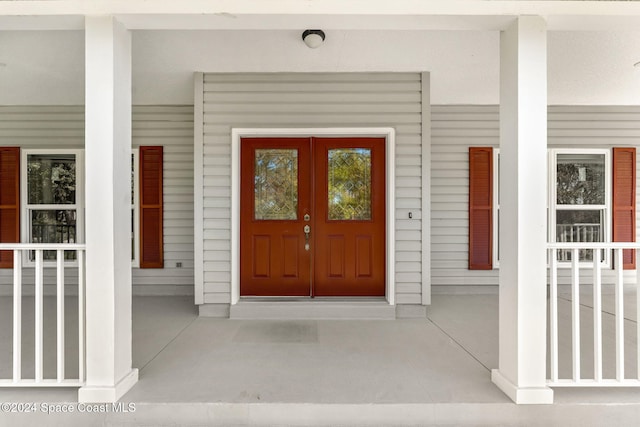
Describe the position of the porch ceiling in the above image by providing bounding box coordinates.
[2,1,640,31]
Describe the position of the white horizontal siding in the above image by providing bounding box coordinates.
[132,105,195,295]
[201,73,424,305]
[431,105,498,289]
[431,105,640,290]
[0,105,194,295]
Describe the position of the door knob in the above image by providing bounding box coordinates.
[304,225,311,251]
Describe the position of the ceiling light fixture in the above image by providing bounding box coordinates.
[302,30,325,49]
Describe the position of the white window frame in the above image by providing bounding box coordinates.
[492,148,612,269]
[21,149,85,266]
[131,148,140,268]
[548,148,611,268]
[493,148,500,269]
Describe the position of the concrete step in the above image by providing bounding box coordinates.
[229,299,396,320]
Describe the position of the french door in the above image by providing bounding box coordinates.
[240,137,386,297]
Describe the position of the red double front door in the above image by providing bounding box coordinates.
[240,137,386,297]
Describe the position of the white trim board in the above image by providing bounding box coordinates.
[420,72,431,305]
[193,72,205,305]
[230,127,396,306]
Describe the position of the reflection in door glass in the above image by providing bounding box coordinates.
[254,149,298,220]
[328,148,372,220]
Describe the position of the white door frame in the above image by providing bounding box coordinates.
[230,127,396,305]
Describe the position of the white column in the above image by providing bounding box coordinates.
[490,16,553,404]
[78,15,138,403]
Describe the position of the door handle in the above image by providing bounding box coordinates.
[304,225,311,251]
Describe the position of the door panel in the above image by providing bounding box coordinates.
[355,236,373,278]
[313,138,386,297]
[240,136,385,297]
[240,138,311,296]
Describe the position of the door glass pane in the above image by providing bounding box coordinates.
[556,209,603,262]
[27,154,76,205]
[254,149,298,220]
[30,209,77,260]
[556,153,605,205]
[328,148,372,220]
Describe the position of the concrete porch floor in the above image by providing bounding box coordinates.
[1,294,640,426]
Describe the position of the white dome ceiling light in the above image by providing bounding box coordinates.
[302,30,325,49]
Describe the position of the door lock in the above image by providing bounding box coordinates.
[304,214,310,221]
[304,225,311,251]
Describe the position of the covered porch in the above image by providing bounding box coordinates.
[1,294,640,425]
[3,0,640,414]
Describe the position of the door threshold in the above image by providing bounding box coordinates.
[239,296,387,302]
[230,298,395,320]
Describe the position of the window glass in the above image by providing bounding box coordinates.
[328,148,372,220]
[556,153,605,205]
[556,210,603,262]
[27,154,76,205]
[254,149,298,220]
[30,210,77,260]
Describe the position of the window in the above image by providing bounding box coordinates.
[1,146,163,269]
[549,149,610,265]
[470,147,635,271]
[22,149,84,262]
[328,148,372,221]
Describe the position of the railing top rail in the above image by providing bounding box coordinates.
[547,242,640,250]
[0,243,86,250]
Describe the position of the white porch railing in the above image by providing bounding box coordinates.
[547,242,640,387]
[0,244,85,387]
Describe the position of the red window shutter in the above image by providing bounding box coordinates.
[0,147,20,269]
[612,147,636,270]
[140,146,164,268]
[469,147,493,270]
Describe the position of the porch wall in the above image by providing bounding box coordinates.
[0,105,194,296]
[431,105,640,292]
[199,72,425,305]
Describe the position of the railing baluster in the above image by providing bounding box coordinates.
[56,249,65,383]
[0,243,85,387]
[550,248,559,383]
[593,248,602,382]
[12,250,22,383]
[615,248,625,381]
[545,242,640,387]
[78,249,85,383]
[572,248,581,382]
[34,250,43,383]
